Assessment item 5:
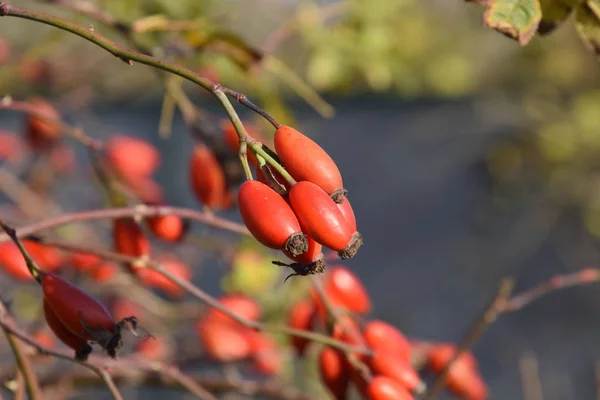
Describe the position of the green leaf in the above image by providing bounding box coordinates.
[575,1,600,54]
[483,0,542,45]
[538,0,584,34]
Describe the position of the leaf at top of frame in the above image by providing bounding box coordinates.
[482,0,542,45]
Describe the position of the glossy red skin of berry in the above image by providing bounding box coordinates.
[326,266,371,314]
[0,241,62,281]
[196,320,252,362]
[189,145,229,209]
[205,295,262,326]
[368,376,415,400]
[369,351,422,392]
[337,196,356,232]
[287,300,315,356]
[283,235,323,264]
[25,97,62,149]
[238,180,304,250]
[106,135,160,181]
[428,344,487,400]
[113,218,151,259]
[43,299,89,353]
[364,320,410,360]
[274,126,343,195]
[289,181,352,251]
[42,273,116,340]
[135,255,191,298]
[247,331,283,375]
[146,211,187,242]
[319,347,349,400]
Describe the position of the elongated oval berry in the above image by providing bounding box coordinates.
[337,196,357,232]
[113,217,151,260]
[0,241,62,281]
[247,331,283,375]
[363,320,410,360]
[205,295,262,326]
[43,299,92,361]
[146,206,188,242]
[106,135,160,181]
[287,300,315,356]
[0,130,25,164]
[274,126,346,202]
[289,181,362,259]
[42,273,116,340]
[367,376,414,400]
[25,97,62,150]
[319,347,349,400]
[189,145,229,209]
[196,320,252,362]
[326,266,371,314]
[369,351,423,393]
[238,180,308,256]
[428,344,487,400]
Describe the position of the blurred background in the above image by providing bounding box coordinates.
[1,0,600,399]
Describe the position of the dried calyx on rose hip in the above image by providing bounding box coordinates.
[238,180,308,257]
[289,181,363,259]
[274,125,347,204]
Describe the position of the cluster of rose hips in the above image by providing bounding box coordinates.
[238,125,362,278]
[194,294,282,376]
[287,265,488,400]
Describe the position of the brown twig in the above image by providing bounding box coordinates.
[27,236,370,355]
[519,352,543,400]
[0,204,250,243]
[1,330,42,400]
[423,279,515,399]
[0,97,103,149]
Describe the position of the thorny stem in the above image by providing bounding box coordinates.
[2,331,42,400]
[0,220,43,282]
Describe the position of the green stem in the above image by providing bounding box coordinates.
[0,221,43,282]
[250,143,296,186]
[213,89,253,181]
[3,331,42,400]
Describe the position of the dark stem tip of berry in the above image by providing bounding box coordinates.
[330,188,348,204]
[338,232,363,260]
[105,331,123,359]
[284,232,309,257]
[75,343,93,361]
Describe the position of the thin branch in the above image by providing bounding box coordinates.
[423,279,515,400]
[0,97,103,149]
[2,330,42,400]
[29,237,370,356]
[519,352,543,400]
[0,3,279,126]
[0,204,250,243]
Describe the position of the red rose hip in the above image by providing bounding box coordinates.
[238,180,308,256]
[274,126,346,203]
[289,181,362,259]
